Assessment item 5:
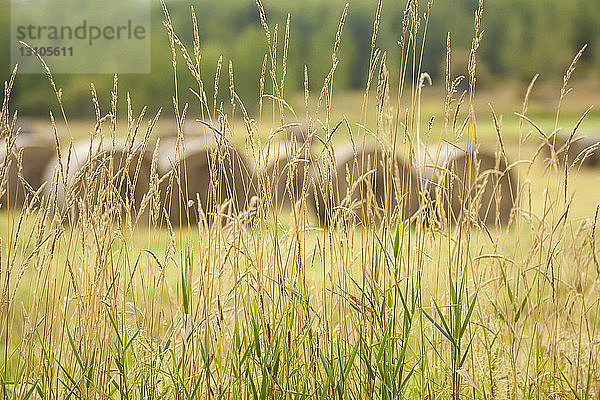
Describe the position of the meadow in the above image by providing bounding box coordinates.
[0,0,599,399]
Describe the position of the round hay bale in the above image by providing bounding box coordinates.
[157,135,254,226]
[309,142,420,225]
[0,134,55,208]
[43,139,153,221]
[255,140,311,210]
[542,134,600,167]
[418,143,516,226]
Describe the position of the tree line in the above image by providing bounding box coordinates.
[1,0,598,118]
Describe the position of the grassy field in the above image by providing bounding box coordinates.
[1,1,600,399]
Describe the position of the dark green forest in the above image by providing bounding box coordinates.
[1,0,599,118]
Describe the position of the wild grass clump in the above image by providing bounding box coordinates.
[0,0,598,399]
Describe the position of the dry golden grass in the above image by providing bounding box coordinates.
[0,1,599,399]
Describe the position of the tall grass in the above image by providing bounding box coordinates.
[0,0,598,399]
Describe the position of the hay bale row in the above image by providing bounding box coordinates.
[0,120,518,228]
[417,144,516,225]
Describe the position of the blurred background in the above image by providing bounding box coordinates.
[0,0,599,120]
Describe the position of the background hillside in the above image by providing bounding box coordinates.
[1,0,599,117]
